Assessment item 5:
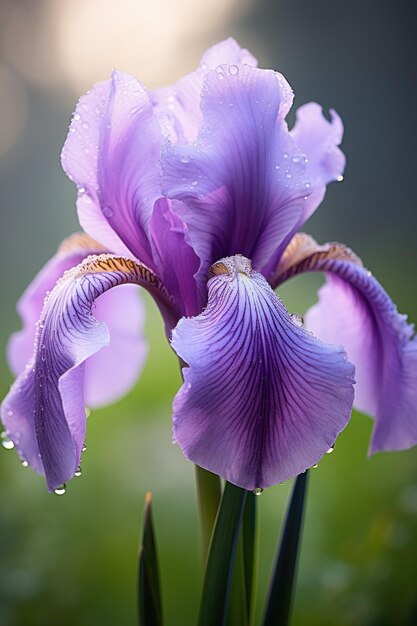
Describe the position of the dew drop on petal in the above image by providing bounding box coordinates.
[74,466,82,477]
[85,407,91,418]
[21,460,29,468]
[336,175,344,182]
[312,463,319,469]
[290,313,304,327]
[253,487,263,496]
[82,444,87,452]
[1,433,15,450]
[54,484,66,496]
[326,446,335,454]
[73,113,81,121]
[102,206,113,218]
[229,64,239,76]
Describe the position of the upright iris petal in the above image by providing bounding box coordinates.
[151,37,258,144]
[61,71,164,267]
[162,64,307,288]
[171,256,355,490]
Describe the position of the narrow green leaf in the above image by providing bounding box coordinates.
[195,464,222,567]
[138,492,163,626]
[242,492,257,620]
[198,482,248,626]
[262,471,309,626]
[226,535,248,626]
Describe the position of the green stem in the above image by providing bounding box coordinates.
[195,464,222,566]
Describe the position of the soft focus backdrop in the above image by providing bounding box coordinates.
[1,1,416,625]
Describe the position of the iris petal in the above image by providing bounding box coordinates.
[61,71,164,267]
[162,64,306,288]
[1,255,175,491]
[290,103,345,223]
[8,233,105,376]
[171,256,354,490]
[150,199,201,316]
[274,233,417,454]
[150,37,258,144]
[7,233,147,410]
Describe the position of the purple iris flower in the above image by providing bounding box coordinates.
[2,39,417,493]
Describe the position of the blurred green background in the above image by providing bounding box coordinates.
[0,1,416,625]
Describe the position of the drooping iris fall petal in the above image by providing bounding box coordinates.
[274,233,417,454]
[1,255,175,491]
[171,255,355,490]
[7,233,147,409]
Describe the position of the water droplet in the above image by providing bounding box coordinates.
[275,164,280,170]
[102,206,113,218]
[180,155,189,164]
[253,487,263,496]
[73,113,81,121]
[336,175,344,182]
[78,186,86,195]
[283,152,289,159]
[326,446,335,454]
[171,436,177,445]
[82,444,87,452]
[7,410,13,417]
[191,180,198,186]
[286,173,292,179]
[54,484,66,496]
[312,463,319,469]
[290,313,304,327]
[85,407,91,418]
[74,466,82,477]
[1,433,14,450]
[21,460,29,468]
[229,64,239,76]
[292,155,301,163]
